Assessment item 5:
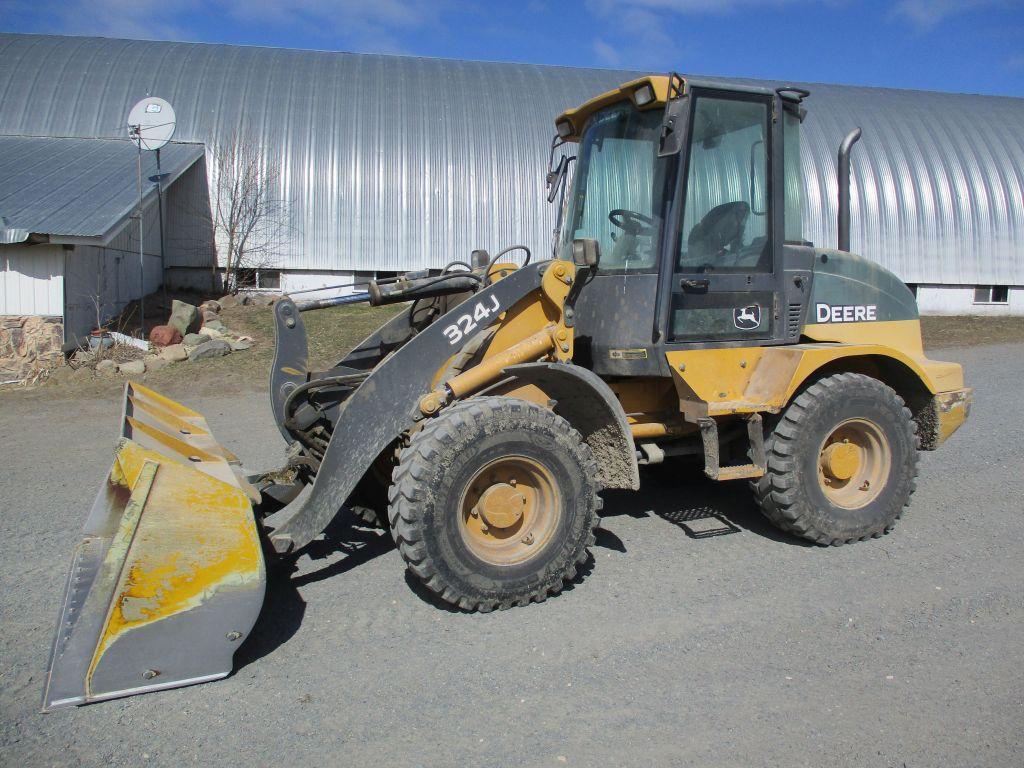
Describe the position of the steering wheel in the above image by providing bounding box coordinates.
[608,209,656,235]
[687,201,750,261]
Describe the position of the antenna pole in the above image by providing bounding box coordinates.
[155,147,168,314]
[135,132,146,339]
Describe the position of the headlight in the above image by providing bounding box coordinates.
[633,83,655,107]
[555,119,573,138]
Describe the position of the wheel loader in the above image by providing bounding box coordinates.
[42,74,972,709]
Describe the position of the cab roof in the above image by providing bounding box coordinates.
[554,74,792,142]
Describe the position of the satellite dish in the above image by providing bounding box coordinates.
[127,97,176,151]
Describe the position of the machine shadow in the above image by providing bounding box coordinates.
[600,459,813,548]
[235,511,395,670]
[403,553,597,613]
[241,457,812,654]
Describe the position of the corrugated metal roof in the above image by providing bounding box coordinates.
[0,33,1021,284]
[0,134,203,242]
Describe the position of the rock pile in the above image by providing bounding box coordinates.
[84,297,255,379]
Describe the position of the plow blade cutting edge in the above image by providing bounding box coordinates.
[42,383,266,710]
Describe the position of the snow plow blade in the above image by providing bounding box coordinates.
[42,383,266,710]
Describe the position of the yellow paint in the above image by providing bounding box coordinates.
[85,408,264,696]
[666,336,966,418]
[802,319,924,353]
[431,259,578,402]
[821,442,860,480]
[935,389,972,445]
[484,259,575,364]
[127,382,205,419]
[557,76,674,140]
[129,393,211,438]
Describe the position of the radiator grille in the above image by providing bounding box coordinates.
[787,303,803,339]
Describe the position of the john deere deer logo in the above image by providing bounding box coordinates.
[734,304,761,330]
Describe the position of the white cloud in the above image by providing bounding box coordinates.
[586,2,686,70]
[892,0,1009,31]
[589,0,834,14]
[592,38,622,66]
[23,0,444,54]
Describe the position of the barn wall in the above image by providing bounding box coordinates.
[0,244,64,316]
[2,33,1020,288]
[915,285,1024,316]
[63,203,164,342]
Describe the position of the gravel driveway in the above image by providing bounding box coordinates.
[1,342,1020,767]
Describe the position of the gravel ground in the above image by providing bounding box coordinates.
[1,343,1021,768]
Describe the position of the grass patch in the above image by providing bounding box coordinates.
[920,315,1024,349]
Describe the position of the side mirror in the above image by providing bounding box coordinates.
[571,238,601,268]
[546,155,568,203]
[658,95,688,157]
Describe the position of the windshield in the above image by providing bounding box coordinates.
[558,103,666,272]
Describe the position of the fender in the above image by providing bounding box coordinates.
[499,362,640,491]
[267,263,544,554]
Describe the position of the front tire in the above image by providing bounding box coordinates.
[752,373,919,545]
[388,397,601,611]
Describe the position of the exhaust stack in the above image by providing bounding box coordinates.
[837,127,862,252]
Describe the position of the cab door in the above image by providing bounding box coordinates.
[662,89,785,346]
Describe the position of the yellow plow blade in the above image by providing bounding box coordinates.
[42,383,266,710]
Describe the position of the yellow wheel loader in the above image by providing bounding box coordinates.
[43,74,972,709]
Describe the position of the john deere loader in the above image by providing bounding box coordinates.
[43,75,971,709]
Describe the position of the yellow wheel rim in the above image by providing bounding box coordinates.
[459,456,560,566]
[817,418,892,509]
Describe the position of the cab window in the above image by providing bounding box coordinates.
[677,96,771,273]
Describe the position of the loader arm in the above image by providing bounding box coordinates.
[267,261,559,554]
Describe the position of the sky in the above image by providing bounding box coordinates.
[2,0,1023,97]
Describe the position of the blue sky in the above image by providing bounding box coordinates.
[3,0,1023,96]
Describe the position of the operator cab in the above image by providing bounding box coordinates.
[551,75,811,376]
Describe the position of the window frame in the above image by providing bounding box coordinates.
[973,285,1009,305]
[673,92,775,276]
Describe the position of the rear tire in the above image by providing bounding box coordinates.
[388,396,601,611]
[751,372,919,545]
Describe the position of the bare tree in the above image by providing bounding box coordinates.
[208,133,287,292]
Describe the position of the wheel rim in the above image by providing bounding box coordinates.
[458,456,560,566]
[817,418,892,509]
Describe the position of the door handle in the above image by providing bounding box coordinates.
[680,278,709,293]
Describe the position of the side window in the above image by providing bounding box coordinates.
[677,96,771,273]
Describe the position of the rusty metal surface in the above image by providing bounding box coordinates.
[42,384,265,709]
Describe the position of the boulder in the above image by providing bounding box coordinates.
[118,359,146,376]
[199,300,221,315]
[202,318,227,333]
[160,344,188,363]
[202,309,219,322]
[188,339,232,362]
[148,324,182,347]
[183,332,211,348]
[144,354,168,371]
[168,300,201,336]
[248,293,274,307]
[218,294,243,308]
[95,359,118,376]
[229,338,253,351]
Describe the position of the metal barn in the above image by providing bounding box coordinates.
[1,32,1022,321]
